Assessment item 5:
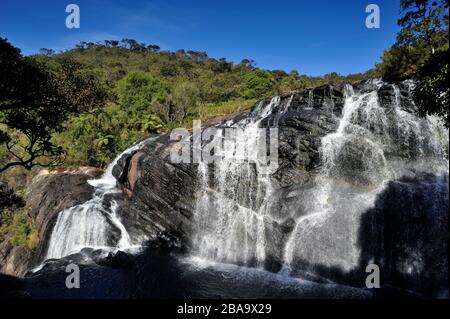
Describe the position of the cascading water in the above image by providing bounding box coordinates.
[282,84,388,273]
[45,139,150,260]
[192,80,449,277]
[193,96,281,267]
[283,81,448,274]
[41,80,448,291]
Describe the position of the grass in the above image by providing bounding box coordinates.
[167,98,257,130]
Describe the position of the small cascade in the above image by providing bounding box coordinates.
[193,96,280,267]
[45,139,151,260]
[282,81,448,273]
[283,84,386,272]
[307,90,314,109]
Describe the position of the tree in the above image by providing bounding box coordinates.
[0,38,106,173]
[377,0,449,81]
[376,45,426,81]
[240,69,274,99]
[389,0,449,123]
[104,40,120,48]
[397,0,449,54]
[39,48,55,56]
[239,59,256,69]
[147,44,160,52]
[413,48,449,126]
[0,39,49,111]
[271,70,288,82]
[176,49,187,58]
[120,38,146,51]
[116,71,169,111]
[170,82,200,123]
[324,72,343,85]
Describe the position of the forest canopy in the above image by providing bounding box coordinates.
[0,0,449,174]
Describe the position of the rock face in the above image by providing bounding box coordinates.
[113,135,198,246]
[112,79,448,296]
[113,84,346,246]
[0,182,30,276]
[0,242,33,277]
[0,167,102,276]
[2,80,447,298]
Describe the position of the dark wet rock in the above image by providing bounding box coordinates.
[113,84,346,247]
[27,167,103,232]
[0,167,103,276]
[152,231,184,250]
[98,251,135,269]
[110,80,447,297]
[359,173,449,297]
[18,247,372,299]
[280,218,296,234]
[0,273,23,297]
[114,137,198,246]
[9,80,446,298]
[28,167,104,265]
[0,241,33,276]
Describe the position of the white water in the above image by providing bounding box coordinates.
[283,84,386,272]
[282,82,448,273]
[42,81,448,281]
[45,139,150,260]
[193,81,449,275]
[193,96,281,267]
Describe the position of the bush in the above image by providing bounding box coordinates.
[240,70,274,99]
[0,206,39,251]
[414,49,449,127]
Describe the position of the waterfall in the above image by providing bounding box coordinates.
[192,81,449,276]
[282,82,448,273]
[193,96,281,267]
[283,84,387,272]
[41,80,448,284]
[45,139,150,260]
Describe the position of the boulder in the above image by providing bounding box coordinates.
[0,167,103,276]
[98,250,135,269]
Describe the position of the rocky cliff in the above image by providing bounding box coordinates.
[1,79,448,298]
[111,79,448,296]
[0,167,102,276]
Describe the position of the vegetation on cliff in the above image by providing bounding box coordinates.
[0,1,448,252]
[378,0,449,126]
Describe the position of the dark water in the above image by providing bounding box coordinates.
[22,248,371,299]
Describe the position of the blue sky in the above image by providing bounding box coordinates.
[0,0,401,76]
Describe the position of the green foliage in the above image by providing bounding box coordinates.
[397,0,449,54]
[2,37,379,169]
[377,42,429,82]
[378,0,449,82]
[169,82,200,123]
[240,70,274,99]
[376,0,448,124]
[44,41,377,166]
[0,38,107,173]
[414,48,449,126]
[116,71,169,111]
[0,182,25,212]
[276,75,308,94]
[0,206,38,251]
